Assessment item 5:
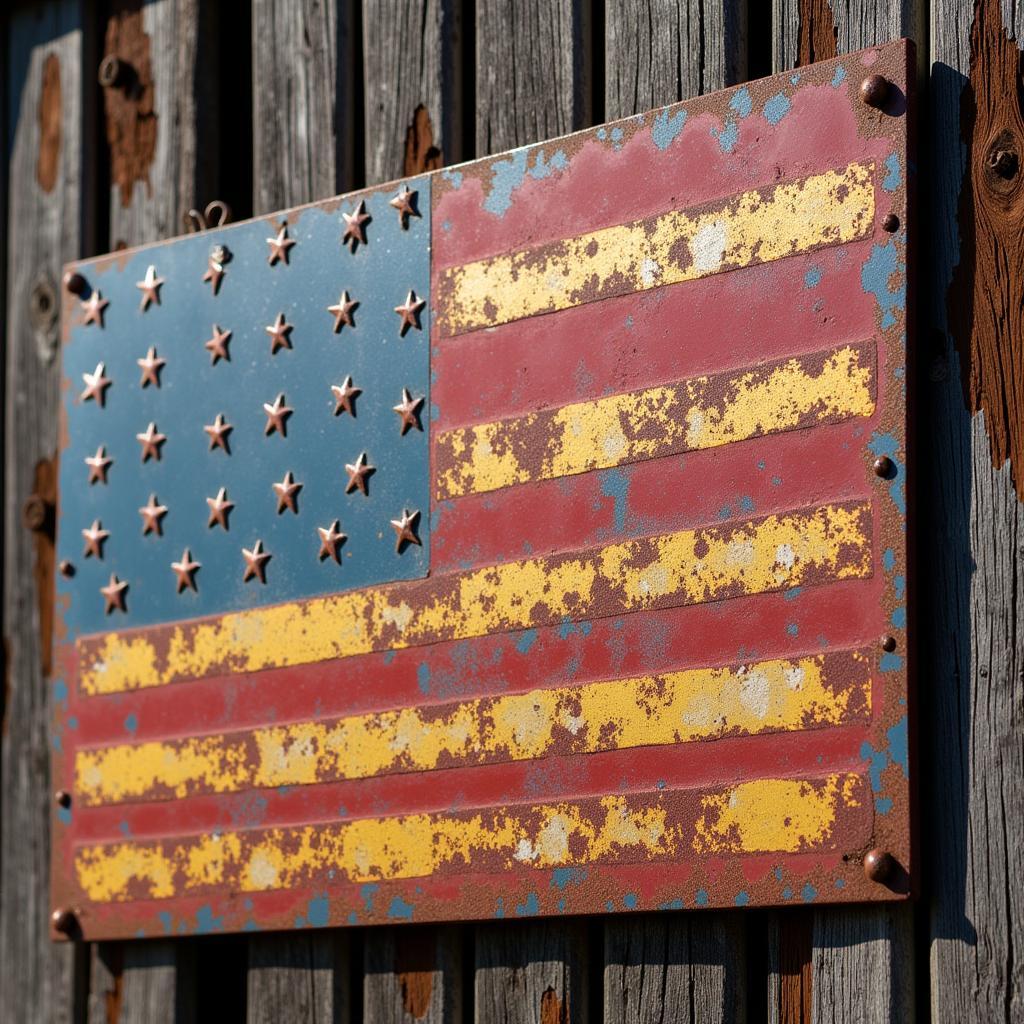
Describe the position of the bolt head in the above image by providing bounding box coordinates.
[51,907,76,935]
[860,74,890,109]
[63,271,87,296]
[882,213,900,232]
[55,789,72,809]
[873,455,894,478]
[863,848,894,883]
[881,635,897,653]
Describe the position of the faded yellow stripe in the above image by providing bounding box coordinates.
[436,344,876,498]
[75,652,870,805]
[79,502,871,696]
[74,774,865,902]
[436,162,875,335]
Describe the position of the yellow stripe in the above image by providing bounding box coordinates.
[75,651,871,805]
[436,343,876,498]
[74,774,866,902]
[435,162,875,335]
[78,502,871,695]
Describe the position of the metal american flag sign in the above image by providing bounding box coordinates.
[52,42,912,940]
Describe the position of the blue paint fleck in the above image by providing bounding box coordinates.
[804,265,823,288]
[623,892,639,910]
[441,168,463,189]
[307,896,330,928]
[784,587,803,601]
[876,797,894,815]
[787,623,799,637]
[782,887,793,900]
[600,468,630,533]
[774,866,784,881]
[835,878,846,888]
[652,108,687,150]
[891,607,907,629]
[441,219,452,233]
[516,629,538,655]
[880,652,903,673]
[557,899,566,913]
[713,119,739,154]
[801,884,818,903]
[383,649,396,665]
[57,806,72,825]
[730,88,753,118]
[494,898,505,919]
[610,126,624,149]
[195,905,224,934]
[888,716,909,777]
[53,680,69,708]
[894,575,905,600]
[360,882,379,911]
[882,548,896,573]
[695,889,709,907]
[882,154,902,191]
[158,911,174,935]
[67,716,78,730]
[516,892,540,917]
[658,898,685,911]
[124,712,138,734]
[771,475,782,486]
[558,619,593,640]
[483,148,567,217]
[605,900,615,912]
[735,891,750,906]
[119,820,131,836]
[387,896,414,920]
[416,662,431,695]
[597,128,607,140]
[868,431,906,515]
[551,867,587,891]
[763,92,791,125]
[831,66,847,87]
[861,241,906,329]
[740,495,755,513]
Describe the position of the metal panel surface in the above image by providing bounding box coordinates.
[51,41,912,941]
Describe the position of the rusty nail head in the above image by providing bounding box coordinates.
[881,635,897,653]
[98,54,123,88]
[863,848,894,883]
[987,148,1018,179]
[59,559,75,578]
[55,790,72,809]
[882,213,900,232]
[51,907,76,935]
[873,455,894,478]
[63,270,87,296]
[860,75,890,109]
[22,494,50,532]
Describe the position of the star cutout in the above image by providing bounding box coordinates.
[394,290,425,335]
[171,548,201,593]
[327,290,358,332]
[205,324,232,364]
[317,520,347,563]
[136,422,167,462]
[85,446,112,485]
[267,224,296,266]
[263,393,293,437]
[393,388,424,435]
[204,413,232,453]
[137,346,166,388]
[101,573,128,614]
[81,520,109,559]
[389,186,419,227]
[272,470,303,514]
[81,290,109,327]
[206,487,234,530]
[202,255,225,294]
[266,312,293,354]
[81,362,112,406]
[331,376,361,417]
[139,493,168,536]
[390,508,422,553]
[242,540,271,584]
[342,200,370,251]
[344,452,375,496]
[136,264,164,310]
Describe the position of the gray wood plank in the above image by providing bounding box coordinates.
[605,0,747,120]
[88,942,195,1024]
[362,0,462,184]
[247,932,350,1024]
[364,926,462,1023]
[1,5,91,1022]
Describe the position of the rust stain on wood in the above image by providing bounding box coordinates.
[403,104,442,176]
[36,53,62,193]
[797,0,838,66]
[29,455,58,677]
[779,910,813,1024]
[395,931,436,1019]
[540,986,569,1024]
[102,2,157,207]
[950,0,1024,501]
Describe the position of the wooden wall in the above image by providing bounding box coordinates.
[3,0,1022,1021]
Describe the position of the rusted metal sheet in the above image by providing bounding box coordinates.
[51,41,912,940]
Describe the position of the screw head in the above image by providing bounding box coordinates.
[98,54,123,88]
[863,848,894,883]
[63,270,87,296]
[987,148,1018,179]
[873,455,894,478]
[51,907,76,935]
[860,75,890,109]
[881,635,897,653]
[55,789,72,809]
[882,213,900,232]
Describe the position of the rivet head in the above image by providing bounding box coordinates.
[882,213,900,232]
[51,907,76,935]
[860,74,890,109]
[63,270,87,296]
[881,635,897,653]
[863,848,894,883]
[873,455,894,478]
[55,789,72,809]
[59,560,75,578]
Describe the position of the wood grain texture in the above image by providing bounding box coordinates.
[362,0,461,185]
[247,932,349,1024]
[605,0,747,119]
[88,942,196,1024]
[603,914,746,1024]
[251,0,355,211]
[364,926,462,1023]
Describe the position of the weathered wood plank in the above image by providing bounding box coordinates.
[364,927,462,1023]
[1,5,91,1021]
[605,0,747,120]
[247,932,350,1024]
[88,942,196,1024]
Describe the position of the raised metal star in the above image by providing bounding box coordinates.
[390,508,422,553]
[205,324,232,365]
[139,493,168,536]
[317,520,347,563]
[342,200,370,251]
[394,290,425,335]
[81,519,109,559]
[101,573,129,614]
[344,452,375,495]
[393,388,424,435]
[204,412,232,453]
[136,264,164,310]
[389,185,419,228]
[81,290,109,327]
[206,487,234,530]
[136,422,167,463]
[81,362,112,406]
[272,470,302,514]
[263,393,293,437]
[202,255,225,294]
[267,223,296,266]
[137,346,166,388]
[242,540,271,584]
[266,312,293,354]
[327,290,358,332]
[85,446,112,485]
[171,548,201,593]
[331,376,361,417]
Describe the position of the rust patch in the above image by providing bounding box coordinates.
[950,0,1024,500]
[797,0,838,67]
[540,987,568,1024]
[36,53,62,193]
[102,2,156,207]
[404,104,443,176]
[779,910,813,1024]
[395,931,435,1019]
[29,454,58,677]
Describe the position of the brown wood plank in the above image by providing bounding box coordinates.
[246,932,350,1024]
[364,926,463,1023]
[1,5,92,1021]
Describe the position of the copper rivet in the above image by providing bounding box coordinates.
[882,213,900,232]
[55,790,71,809]
[863,848,894,883]
[63,270,87,295]
[860,74,890,109]
[881,635,897,653]
[59,560,75,578]
[873,455,894,478]
[51,907,76,935]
